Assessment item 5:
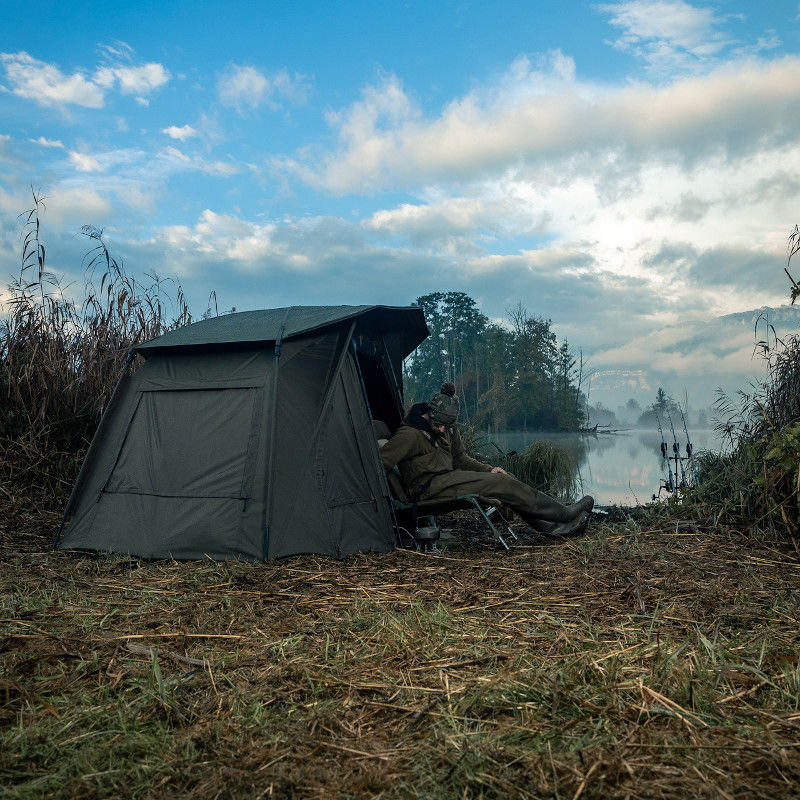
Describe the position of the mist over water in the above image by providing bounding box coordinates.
[492,430,726,507]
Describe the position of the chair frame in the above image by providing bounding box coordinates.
[390,492,519,550]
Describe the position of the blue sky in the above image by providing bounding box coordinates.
[3,1,800,405]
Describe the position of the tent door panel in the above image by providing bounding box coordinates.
[104,387,259,499]
[320,372,376,510]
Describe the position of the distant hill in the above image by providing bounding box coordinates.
[587,305,800,410]
[718,305,800,329]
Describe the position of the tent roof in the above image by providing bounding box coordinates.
[134,304,429,357]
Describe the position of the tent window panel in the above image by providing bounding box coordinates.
[106,388,257,498]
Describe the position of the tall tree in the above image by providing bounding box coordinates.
[404,291,585,431]
[405,292,488,403]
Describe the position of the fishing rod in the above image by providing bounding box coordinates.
[665,402,688,488]
[677,400,700,485]
[654,409,675,494]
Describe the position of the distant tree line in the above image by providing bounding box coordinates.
[585,390,713,429]
[403,291,586,431]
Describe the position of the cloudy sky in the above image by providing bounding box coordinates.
[2,0,800,406]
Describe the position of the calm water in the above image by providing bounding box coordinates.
[491,429,725,507]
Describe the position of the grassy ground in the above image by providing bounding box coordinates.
[2,513,800,799]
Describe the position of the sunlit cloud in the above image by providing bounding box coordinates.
[0,49,169,109]
[284,55,800,194]
[596,0,735,73]
[68,151,102,172]
[93,62,170,97]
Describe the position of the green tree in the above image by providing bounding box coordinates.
[404,291,585,432]
[405,291,488,407]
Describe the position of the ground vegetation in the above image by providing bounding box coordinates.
[2,512,799,799]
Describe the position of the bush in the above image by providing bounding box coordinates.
[460,422,579,501]
[684,234,800,545]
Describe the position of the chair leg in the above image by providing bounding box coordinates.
[486,505,519,542]
[468,497,509,550]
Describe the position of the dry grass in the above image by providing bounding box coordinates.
[2,512,800,799]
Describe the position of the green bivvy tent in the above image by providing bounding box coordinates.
[55,305,428,561]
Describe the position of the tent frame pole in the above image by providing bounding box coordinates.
[309,322,358,443]
[263,308,291,561]
[351,337,373,419]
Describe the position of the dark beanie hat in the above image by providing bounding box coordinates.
[429,382,459,425]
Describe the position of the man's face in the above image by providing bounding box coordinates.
[422,411,446,433]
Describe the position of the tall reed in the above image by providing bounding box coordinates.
[684,235,800,544]
[1,191,198,520]
[1,190,193,452]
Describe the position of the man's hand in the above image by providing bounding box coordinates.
[490,466,507,474]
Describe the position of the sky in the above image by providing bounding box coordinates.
[2,0,800,408]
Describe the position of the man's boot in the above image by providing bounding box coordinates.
[549,512,590,538]
[522,493,594,524]
[528,518,557,534]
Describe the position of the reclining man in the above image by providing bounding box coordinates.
[380,382,594,537]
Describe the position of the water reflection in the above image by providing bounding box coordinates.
[492,429,724,506]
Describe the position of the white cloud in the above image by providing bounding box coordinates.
[201,160,241,177]
[94,62,169,95]
[367,197,495,238]
[600,0,721,47]
[44,185,114,226]
[30,136,64,148]
[97,41,135,62]
[69,151,102,172]
[0,50,169,110]
[285,55,800,195]
[597,1,733,71]
[162,145,191,164]
[1,51,104,108]
[154,209,277,268]
[162,124,198,141]
[217,64,309,112]
[364,193,543,254]
[598,1,781,75]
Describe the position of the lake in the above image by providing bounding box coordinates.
[491,429,726,507]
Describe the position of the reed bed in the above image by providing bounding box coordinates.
[460,424,579,501]
[682,333,800,550]
[1,192,193,453]
[2,510,799,799]
[684,235,800,544]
